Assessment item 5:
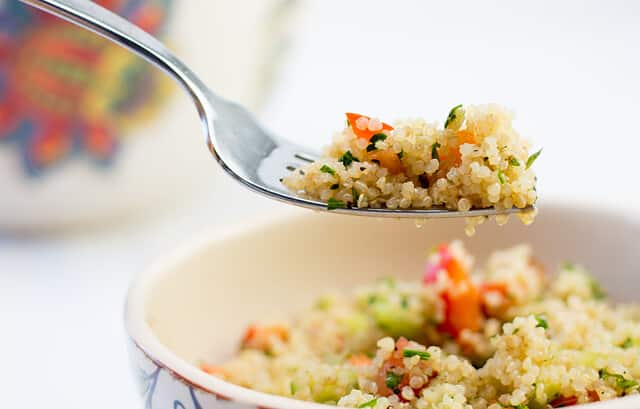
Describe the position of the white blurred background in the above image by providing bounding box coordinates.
[1,1,639,407]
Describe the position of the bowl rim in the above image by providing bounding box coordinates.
[124,199,640,409]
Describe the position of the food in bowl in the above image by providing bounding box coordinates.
[282,104,540,235]
[203,241,640,409]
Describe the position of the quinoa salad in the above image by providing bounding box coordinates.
[282,105,541,236]
[203,242,640,409]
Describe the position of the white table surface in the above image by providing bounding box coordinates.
[2,1,639,407]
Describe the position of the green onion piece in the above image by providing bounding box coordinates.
[622,338,633,349]
[352,187,359,204]
[403,349,431,360]
[385,372,402,389]
[290,381,297,395]
[366,133,387,152]
[599,368,639,389]
[535,314,549,329]
[509,157,521,166]
[526,149,542,169]
[498,169,506,184]
[358,398,378,408]
[431,142,441,160]
[327,198,346,210]
[444,104,463,129]
[339,150,359,167]
[320,164,336,175]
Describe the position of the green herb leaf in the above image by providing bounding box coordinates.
[320,165,336,175]
[444,104,463,129]
[509,157,521,166]
[590,278,606,300]
[358,398,378,408]
[330,184,340,190]
[400,295,409,309]
[366,133,387,152]
[327,198,346,210]
[352,187,360,205]
[622,338,634,349]
[385,372,402,389]
[498,169,506,184]
[535,314,549,329]
[339,150,359,167]
[599,368,639,389]
[431,142,441,160]
[403,349,431,360]
[290,381,297,395]
[526,149,542,169]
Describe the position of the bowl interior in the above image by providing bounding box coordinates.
[143,204,640,369]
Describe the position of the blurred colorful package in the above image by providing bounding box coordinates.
[0,0,299,231]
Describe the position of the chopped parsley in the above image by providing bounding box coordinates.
[526,148,542,169]
[509,157,521,166]
[358,398,378,408]
[385,371,402,390]
[327,198,346,210]
[599,368,639,389]
[590,278,606,300]
[444,104,463,129]
[339,150,359,167]
[330,184,340,190]
[397,150,404,159]
[400,295,409,309]
[320,164,336,175]
[402,349,431,360]
[535,314,549,329]
[498,169,506,184]
[366,133,387,152]
[622,338,634,349]
[431,142,441,160]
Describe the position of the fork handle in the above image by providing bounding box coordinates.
[19,0,218,126]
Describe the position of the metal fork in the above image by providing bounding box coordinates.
[21,0,534,219]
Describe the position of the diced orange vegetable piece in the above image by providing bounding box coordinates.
[346,113,393,141]
[437,244,483,337]
[348,353,372,367]
[441,283,483,337]
[370,149,405,175]
[456,129,477,145]
[241,324,289,351]
[201,364,229,378]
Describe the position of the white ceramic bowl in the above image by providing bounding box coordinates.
[125,202,640,409]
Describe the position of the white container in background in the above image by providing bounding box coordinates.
[0,0,299,231]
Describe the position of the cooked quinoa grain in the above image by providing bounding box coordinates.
[282,105,540,235]
[204,242,640,409]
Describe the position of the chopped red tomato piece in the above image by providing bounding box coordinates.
[346,113,393,141]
